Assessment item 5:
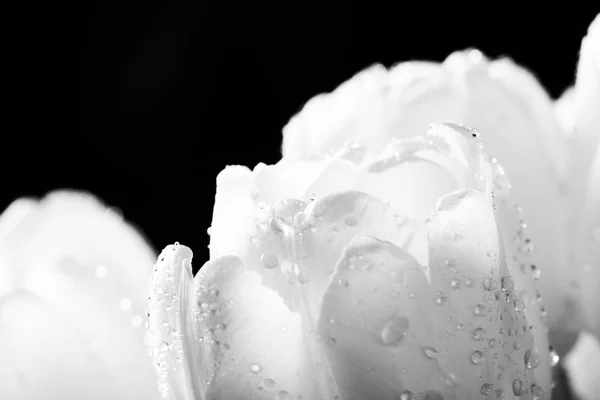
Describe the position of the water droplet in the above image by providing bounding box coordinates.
[495,389,505,399]
[337,279,348,288]
[424,390,444,400]
[531,264,541,280]
[379,316,409,346]
[436,295,447,305]
[549,347,560,367]
[261,253,279,269]
[422,346,439,360]
[481,383,493,395]
[472,328,487,341]
[216,323,227,332]
[277,390,293,400]
[450,279,460,289]
[95,265,107,278]
[465,279,473,287]
[262,378,276,390]
[471,350,485,365]
[531,384,544,400]
[399,391,415,400]
[344,213,358,227]
[120,298,133,311]
[525,349,541,369]
[483,277,497,291]
[512,379,525,396]
[474,304,486,317]
[488,338,497,348]
[514,298,526,312]
[501,276,514,291]
[250,363,262,373]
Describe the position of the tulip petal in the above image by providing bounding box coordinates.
[210,166,258,259]
[317,184,550,399]
[0,291,120,399]
[576,140,600,338]
[567,14,600,206]
[294,191,418,322]
[148,244,204,400]
[194,254,325,400]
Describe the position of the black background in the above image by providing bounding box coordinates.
[4,4,599,264]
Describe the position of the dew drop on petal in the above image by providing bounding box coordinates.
[261,253,279,269]
[262,378,276,390]
[422,346,439,360]
[512,379,525,396]
[436,295,448,305]
[531,264,541,280]
[483,277,497,291]
[399,390,415,400]
[474,304,486,317]
[501,276,514,291]
[549,346,560,367]
[276,390,293,400]
[344,213,358,227]
[472,328,487,341]
[250,363,262,373]
[424,390,444,400]
[525,349,541,369]
[379,316,410,347]
[531,384,544,400]
[514,298,526,312]
[481,383,493,395]
[337,278,349,288]
[471,350,485,365]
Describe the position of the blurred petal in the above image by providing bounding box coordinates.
[0,291,120,399]
[575,139,600,338]
[0,191,160,400]
[0,198,37,295]
[567,14,600,204]
[565,332,600,400]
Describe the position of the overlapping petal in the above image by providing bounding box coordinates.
[151,124,551,399]
[283,52,574,354]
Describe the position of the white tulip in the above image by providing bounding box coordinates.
[282,49,575,355]
[557,14,600,341]
[148,124,551,400]
[0,191,160,400]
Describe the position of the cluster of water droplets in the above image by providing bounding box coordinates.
[145,125,562,399]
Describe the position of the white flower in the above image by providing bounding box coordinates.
[283,48,576,355]
[148,124,551,400]
[0,191,160,400]
[557,14,600,340]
